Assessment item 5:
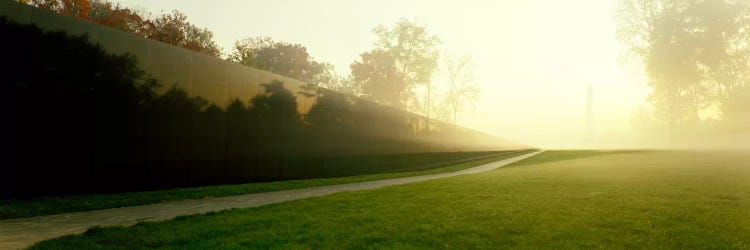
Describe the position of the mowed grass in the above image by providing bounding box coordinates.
[0,150,532,219]
[32,150,750,249]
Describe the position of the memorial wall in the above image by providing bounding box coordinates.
[0,0,525,197]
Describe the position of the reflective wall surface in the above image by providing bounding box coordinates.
[0,1,525,197]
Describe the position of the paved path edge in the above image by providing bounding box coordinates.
[0,150,544,249]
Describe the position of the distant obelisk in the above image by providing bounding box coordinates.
[586,84,594,143]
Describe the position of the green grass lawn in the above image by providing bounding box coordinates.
[0,150,532,220]
[31,150,750,249]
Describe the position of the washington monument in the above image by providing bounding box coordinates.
[586,84,594,142]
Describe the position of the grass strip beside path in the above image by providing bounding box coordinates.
[32,150,750,249]
[1,150,533,219]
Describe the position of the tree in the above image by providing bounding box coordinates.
[352,18,440,116]
[22,0,222,57]
[230,37,337,87]
[144,10,222,57]
[30,0,92,20]
[89,0,149,37]
[444,54,479,125]
[306,71,359,97]
[350,50,409,108]
[421,91,452,123]
[617,0,750,128]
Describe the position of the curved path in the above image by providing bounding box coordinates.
[0,150,543,249]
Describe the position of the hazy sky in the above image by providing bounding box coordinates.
[115,0,650,149]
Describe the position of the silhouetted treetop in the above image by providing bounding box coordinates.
[373,18,440,87]
[145,10,222,57]
[351,18,441,112]
[351,50,410,108]
[21,0,222,57]
[230,37,336,87]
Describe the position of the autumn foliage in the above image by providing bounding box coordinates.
[29,0,92,20]
[22,0,221,57]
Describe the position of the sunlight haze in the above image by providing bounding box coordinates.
[116,0,650,149]
[4,0,750,248]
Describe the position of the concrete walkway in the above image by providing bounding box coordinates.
[0,150,543,249]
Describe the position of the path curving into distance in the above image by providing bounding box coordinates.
[0,150,544,249]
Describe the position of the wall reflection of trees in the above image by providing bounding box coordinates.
[1,18,500,198]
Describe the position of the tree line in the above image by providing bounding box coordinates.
[21,0,222,56]
[618,0,750,139]
[20,0,481,125]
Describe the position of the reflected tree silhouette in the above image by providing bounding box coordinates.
[1,17,510,198]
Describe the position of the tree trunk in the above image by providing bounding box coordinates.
[427,82,431,133]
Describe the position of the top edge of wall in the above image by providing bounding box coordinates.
[0,0,514,144]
